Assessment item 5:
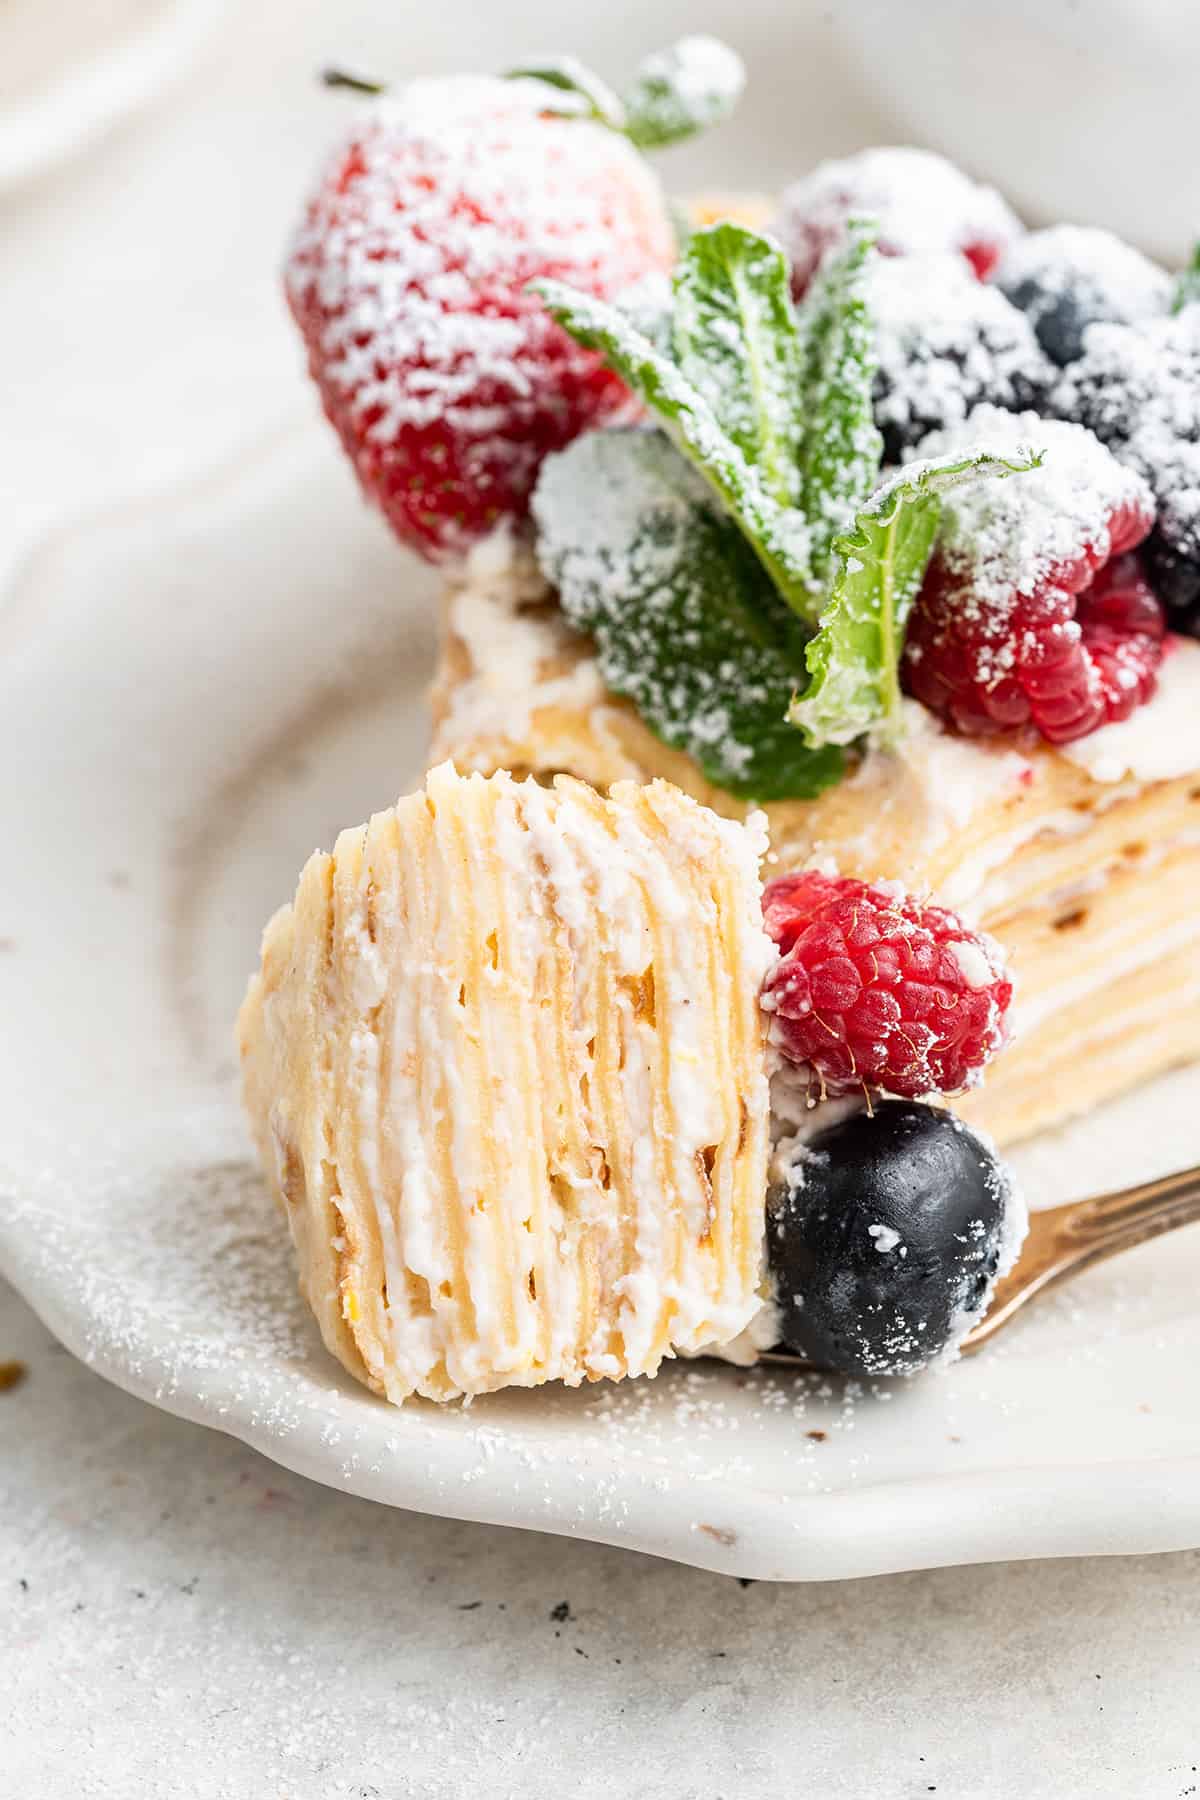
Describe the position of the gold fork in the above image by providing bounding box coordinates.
[959,1162,1200,1354]
[760,1163,1200,1367]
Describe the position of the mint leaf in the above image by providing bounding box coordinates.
[621,36,745,150]
[616,272,674,354]
[790,450,1043,749]
[533,278,814,612]
[503,56,626,130]
[533,429,842,801]
[796,219,884,591]
[1174,242,1200,314]
[672,224,802,506]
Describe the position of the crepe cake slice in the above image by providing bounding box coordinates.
[238,762,774,1405]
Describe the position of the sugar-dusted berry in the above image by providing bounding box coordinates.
[774,146,1022,296]
[760,870,1013,1100]
[995,224,1170,368]
[1050,307,1200,637]
[869,252,1052,460]
[767,1101,1024,1377]
[902,408,1162,741]
[286,77,675,562]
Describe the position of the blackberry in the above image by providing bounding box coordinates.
[868,253,1053,461]
[1144,533,1200,633]
[995,224,1170,367]
[1050,308,1200,637]
[767,1102,1024,1379]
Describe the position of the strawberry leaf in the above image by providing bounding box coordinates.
[671,223,802,506]
[503,56,627,131]
[504,38,744,150]
[621,37,746,150]
[790,449,1044,749]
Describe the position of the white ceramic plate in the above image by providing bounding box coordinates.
[4,424,1200,1581]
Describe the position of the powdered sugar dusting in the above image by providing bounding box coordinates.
[1052,304,1200,568]
[869,252,1052,455]
[995,224,1170,365]
[286,79,667,439]
[775,145,1022,292]
[910,406,1152,613]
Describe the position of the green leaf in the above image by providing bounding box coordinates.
[533,277,814,612]
[1173,242,1200,314]
[616,272,674,354]
[533,429,842,801]
[503,56,626,131]
[503,38,744,150]
[790,450,1044,750]
[621,37,746,150]
[796,219,884,591]
[671,223,802,507]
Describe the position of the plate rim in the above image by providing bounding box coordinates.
[6,1223,1200,1583]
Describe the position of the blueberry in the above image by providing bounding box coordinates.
[995,225,1170,367]
[767,1102,1021,1379]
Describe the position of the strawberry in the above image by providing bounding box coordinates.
[285,76,678,562]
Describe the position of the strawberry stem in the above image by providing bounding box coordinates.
[321,67,387,96]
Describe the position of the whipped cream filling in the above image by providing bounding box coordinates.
[437,528,609,751]
[847,698,1033,864]
[1059,635,1200,784]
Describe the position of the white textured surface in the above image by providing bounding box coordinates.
[4,0,1200,1788]
[8,1273,1200,1800]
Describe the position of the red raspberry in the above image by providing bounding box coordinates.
[761,872,1013,1101]
[774,146,1021,296]
[286,78,675,563]
[902,409,1162,743]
